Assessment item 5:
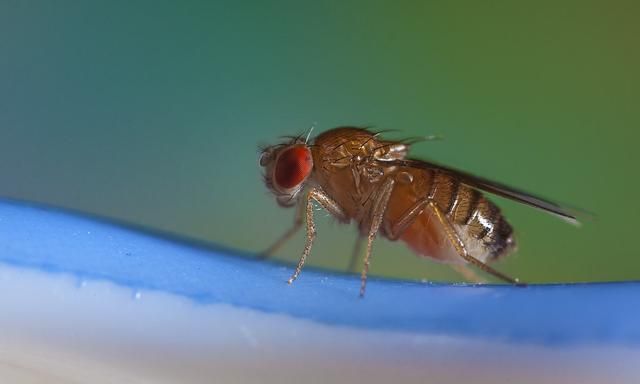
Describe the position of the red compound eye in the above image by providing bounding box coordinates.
[274,146,313,189]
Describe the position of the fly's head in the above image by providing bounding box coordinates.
[259,138,314,207]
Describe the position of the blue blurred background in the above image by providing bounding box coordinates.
[0,1,637,283]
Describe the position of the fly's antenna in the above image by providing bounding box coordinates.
[305,122,317,144]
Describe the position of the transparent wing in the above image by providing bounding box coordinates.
[383,158,588,225]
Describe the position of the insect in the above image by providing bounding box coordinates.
[259,126,579,296]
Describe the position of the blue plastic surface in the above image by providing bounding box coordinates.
[0,198,638,346]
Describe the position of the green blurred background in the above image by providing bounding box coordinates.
[0,1,637,283]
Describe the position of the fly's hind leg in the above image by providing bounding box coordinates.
[383,198,430,241]
[450,264,484,284]
[427,202,524,286]
[382,197,513,284]
[287,188,348,284]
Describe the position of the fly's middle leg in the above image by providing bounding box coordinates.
[359,178,395,297]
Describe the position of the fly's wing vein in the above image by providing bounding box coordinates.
[383,158,589,225]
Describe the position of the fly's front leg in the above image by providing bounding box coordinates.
[360,178,395,297]
[259,198,305,259]
[287,188,348,284]
[427,202,524,286]
[347,236,364,273]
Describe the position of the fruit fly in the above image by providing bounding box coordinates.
[259,126,578,296]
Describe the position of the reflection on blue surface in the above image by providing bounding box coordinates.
[0,198,638,346]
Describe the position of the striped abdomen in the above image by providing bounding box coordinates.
[429,171,516,262]
[389,168,516,264]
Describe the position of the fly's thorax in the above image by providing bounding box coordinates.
[308,127,411,220]
[312,127,409,169]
